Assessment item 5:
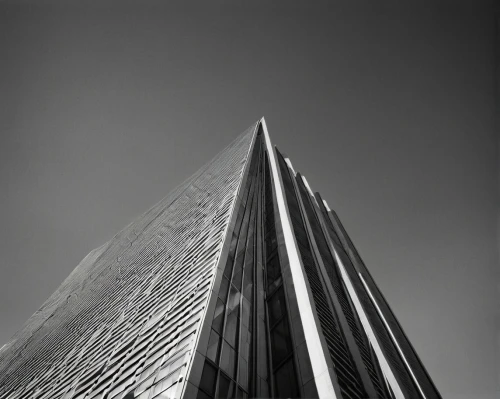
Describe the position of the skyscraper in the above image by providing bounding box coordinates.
[0,118,441,399]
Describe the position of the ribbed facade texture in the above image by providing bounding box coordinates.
[0,119,441,399]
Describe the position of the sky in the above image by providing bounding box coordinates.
[0,1,498,398]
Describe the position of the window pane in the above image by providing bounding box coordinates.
[266,254,281,288]
[218,277,230,303]
[242,262,253,302]
[235,386,248,399]
[265,232,277,255]
[239,327,251,362]
[271,320,291,368]
[199,361,217,397]
[206,329,221,364]
[241,297,251,328]
[224,253,234,278]
[274,358,299,398]
[219,341,237,380]
[197,389,212,399]
[257,318,268,378]
[227,285,240,312]
[212,299,225,335]
[238,356,248,391]
[267,275,282,296]
[217,372,233,399]
[258,376,270,398]
[223,308,239,348]
[232,263,243,291]
[268,288,285,326]
[245,236,254,268]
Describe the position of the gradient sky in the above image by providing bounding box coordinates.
[0,1,498,398]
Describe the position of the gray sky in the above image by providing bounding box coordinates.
[0,1,498,398]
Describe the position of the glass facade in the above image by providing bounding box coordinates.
[197,134,263,399]
[0,119,441,399]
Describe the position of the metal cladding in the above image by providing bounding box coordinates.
[0,119,441,399]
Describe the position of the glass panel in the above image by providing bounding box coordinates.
[267,275,282,297]
[256,318,268,378]
[232,263,243,291]
[235,386,247,398]
[242,262,253,302]
[239,327,251,361]
[199,361,217,397]
[212,299,225,335]
[218,277,230,304]
[206,329,221,364]
[241,297,251,328]
[259,376,270,398]
[266,254,280,288]
[227,285,240,312]
[265,233,277,256]
[238,356,248,391]
[245,236,254,265]
[223,308,239,348]
[197,387,212,399]
[270,320,291,368]
[268,288,285,327]
[217,372,233,399]
[274,358,299,399]
[219,341,237,380]
[224,253,235,278]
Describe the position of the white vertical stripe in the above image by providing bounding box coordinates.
[332,249,406,399]
[260,117,337,399]
[359,273,427,399]
[284,157,297,175]
[301,175,317,202]
[322,199,331,212]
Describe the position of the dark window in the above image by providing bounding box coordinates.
[268,288,286,327]
[206,329,221,364]
[270,319,291,368]
[197,389,212,399]
[265,233,277,256]
[235,386,248,398]
[224,251,235,277]
[258,376,270,398]
[218,277,230,303]
[227,285,240,312]
[232,260,244,291]
[199,361,217,397]
[241,297,251,328]
[219,341,237,380]
[267,276,282,297]
[212,299,225,335]
[239,326,251,362]
[224,308,239,348]
[266,254,281,289]
[238,355,248,391]
[242,250,254,301]
[217,372,233,399]
[274,358,299,398]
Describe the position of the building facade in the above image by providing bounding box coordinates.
[0,119,441,399]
